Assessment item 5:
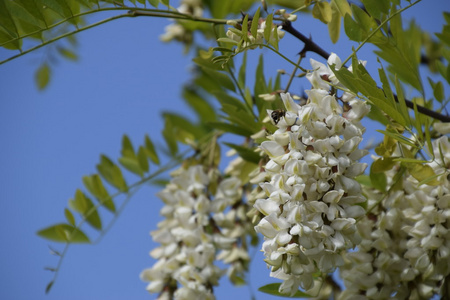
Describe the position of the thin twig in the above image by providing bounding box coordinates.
[284,54,303,93]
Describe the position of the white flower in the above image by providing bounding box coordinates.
[339,136,450,299]
[141,164,249,298]
[255,58,369,294]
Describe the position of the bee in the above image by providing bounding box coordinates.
[271,109,285,125]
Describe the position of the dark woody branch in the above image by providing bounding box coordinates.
[281,21,450,123]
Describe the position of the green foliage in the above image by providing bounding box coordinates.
[332,56,409,127]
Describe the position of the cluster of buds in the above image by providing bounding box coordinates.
[141,164,250,299]
[225,20,285,50]
[160,0,203,44]
[253,54,370,296]
[339,137,450,299]
[225,15,286,50]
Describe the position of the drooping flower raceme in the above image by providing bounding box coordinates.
[140,164,249,299]
[339,136,450,300]
[254,54,370,296]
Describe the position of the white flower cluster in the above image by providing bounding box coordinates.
[339,136,450,300]
[140,165,248,299]
[160,0,203,43]
[254,54,370,296]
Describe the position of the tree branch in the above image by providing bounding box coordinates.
[281,21,450,123]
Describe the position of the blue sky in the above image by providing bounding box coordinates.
[0,1,448,299]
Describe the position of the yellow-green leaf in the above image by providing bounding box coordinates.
[35,63,51,90]
[137,146,149,173]
[264,13,273,42]
[328,0,341,43]
[258,283,312,298]
[332,0,351,16]
[37,223,90,243]
[64,208,75,226]
[409,164,440,186]
[312,1,332,24]
[118,156,143,177]
[250,7,261,38]
[69,189,102,230]
[121,134,135,159]
[82,174,115,212]
[57,47,78,61]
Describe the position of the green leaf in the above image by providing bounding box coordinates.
[361,0,390,20]
[371,157,396,173]
[162,112,203,142]
[6,0,44,31]
[64,208,75,226]
[344,13,362,42]
[258,283,312,298]
[417,171,445,186]
[250,7,261,38]
[370,164,387,192]
[393,158,428,164]
[223,142,260,164]
[328,0,341,43]
[82,174,115,212]
[37,223,90,243]
[393,76,411,127]
[137,146,149,173]
[409,164,440,186]
[332,0,352,17]
[57,47,78,61]
[69,189,102,230]
[0,0,19,37]
[375,130,397,157]
[312,1,332,24]
[148,0,159,7]
[121,135,135,159]
[332,64,407,126]
[411,98,423,140]
[377,130,417,148]
[368,95,407,127]
[216,37,239,45]
[424,118,433,159]
[208,121,254,137]
[16,0,48,27]
[351,4,377,35]
[241,14,249,42]
[118,156,143,177]
[377,61,397,109]
[355,174,372,187]
[212,47,234,53]
[45,281,54,294]
[254,54,268,110]
[96,155,127,192]
[41,0,73,19]
[35,63,51,90]
[183,87,217,123]
[264,13,273,42]
[201,67,235,92]
[144,134,160,165]
[429,79,444,102]
[238,51,247,89]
